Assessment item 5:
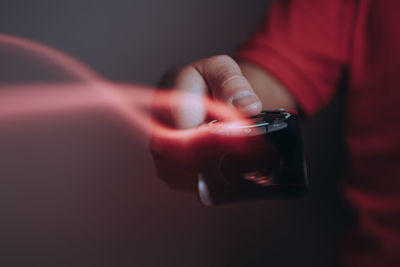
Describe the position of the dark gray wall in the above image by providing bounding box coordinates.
[0,0,270,84]
[0,1,351,266]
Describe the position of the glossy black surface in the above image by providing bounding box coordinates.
[198,110,308,206]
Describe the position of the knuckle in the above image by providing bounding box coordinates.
[178,65,196,76]
[218,72,245,89]
[208,54,235,65]
[174,66,199,86]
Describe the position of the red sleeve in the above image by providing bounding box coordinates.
[236,0,356,115]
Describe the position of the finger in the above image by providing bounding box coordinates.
[193,55,262,115]
[172,66,208,129]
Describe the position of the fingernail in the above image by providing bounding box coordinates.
[232,91,259,108]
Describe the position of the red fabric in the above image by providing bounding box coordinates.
[237,0,400,266]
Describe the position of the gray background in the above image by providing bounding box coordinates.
[0,1,351,266]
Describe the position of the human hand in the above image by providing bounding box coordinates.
[150,55,263,191]
[165,55,262,129]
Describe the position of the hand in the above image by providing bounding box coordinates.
[167,55,262,129]
[150,55,263,190]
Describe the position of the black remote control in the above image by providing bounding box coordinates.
[198,110,308,206]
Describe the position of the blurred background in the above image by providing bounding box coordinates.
[0,0,352,266]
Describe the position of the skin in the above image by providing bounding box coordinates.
[151,55,298,190]
[171,55,297,129]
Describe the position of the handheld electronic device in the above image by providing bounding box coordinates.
[197,110,308,206]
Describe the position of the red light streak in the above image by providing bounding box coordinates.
[0,34,250,146]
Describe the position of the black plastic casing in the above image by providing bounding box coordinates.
[197,110,308,206]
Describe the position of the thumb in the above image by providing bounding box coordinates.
[194,55,262,115]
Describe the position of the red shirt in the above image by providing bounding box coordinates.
[237,0,400,266]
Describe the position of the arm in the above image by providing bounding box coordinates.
[152,0,353,190]
[150,55,298,191]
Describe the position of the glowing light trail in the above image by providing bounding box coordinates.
[0,34,249,146]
